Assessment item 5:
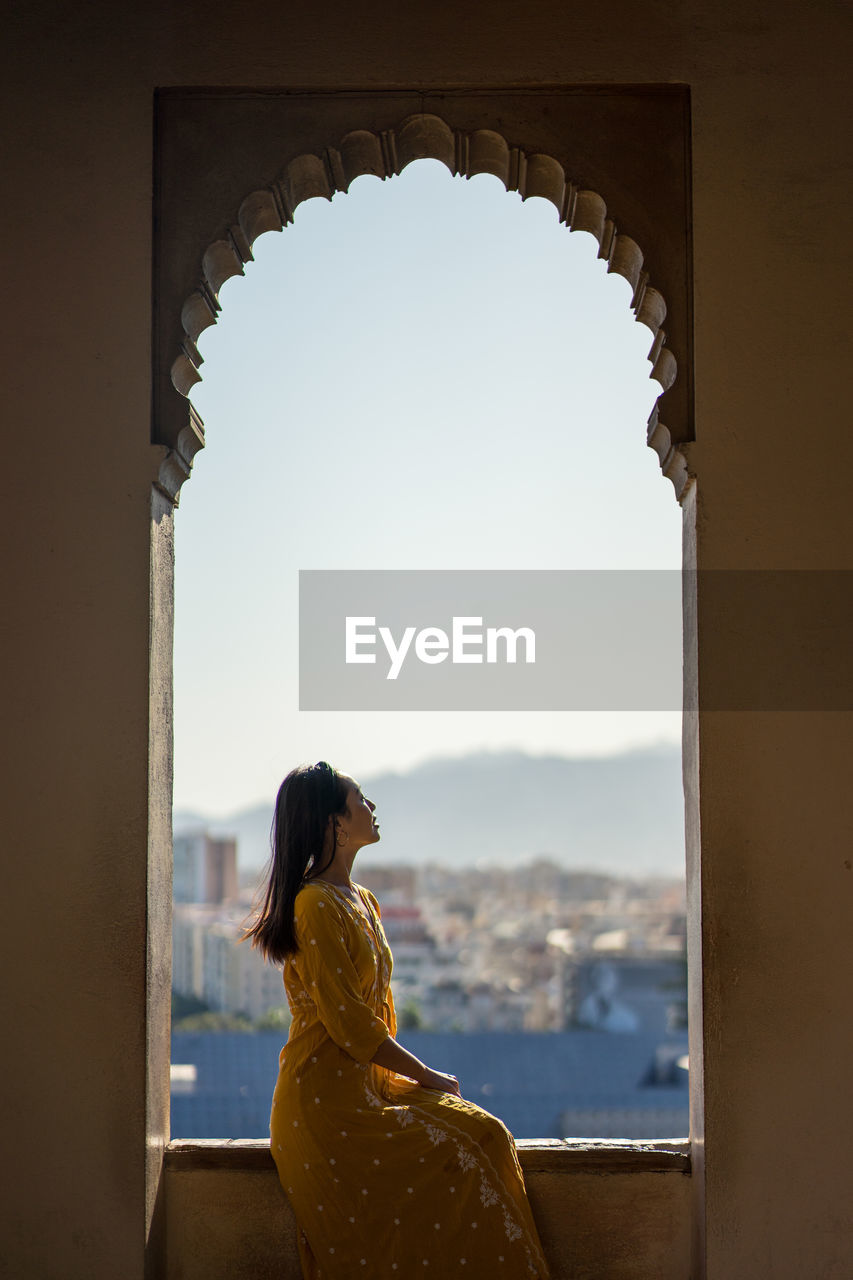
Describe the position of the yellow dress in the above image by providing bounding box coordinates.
[270,880,551,1279]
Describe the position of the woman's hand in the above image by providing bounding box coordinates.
[419,1068,461,1096]
[370,1037,461,1095]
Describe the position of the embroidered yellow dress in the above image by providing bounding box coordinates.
[270,880,551,1279]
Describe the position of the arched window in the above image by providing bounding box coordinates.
[168,151,686,1143]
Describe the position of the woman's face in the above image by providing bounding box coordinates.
[336,777,380,852]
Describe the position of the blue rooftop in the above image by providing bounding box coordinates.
[171,1030,688,1141]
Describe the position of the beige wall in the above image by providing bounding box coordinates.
[3,0,852,1276]
[164,1144,691,1280]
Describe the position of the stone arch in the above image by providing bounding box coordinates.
[157,111,691,504]
[151,97,699,1251]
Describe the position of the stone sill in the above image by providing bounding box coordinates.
[166,1137,691,1176]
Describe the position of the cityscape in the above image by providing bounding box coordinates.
[171,828,689,1141]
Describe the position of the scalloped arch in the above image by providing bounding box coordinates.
[164,113,690,501]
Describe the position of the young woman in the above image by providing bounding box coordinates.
[246,760,551,1278]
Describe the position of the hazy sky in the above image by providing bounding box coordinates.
[174,160,682,817]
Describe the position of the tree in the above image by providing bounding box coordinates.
[171,992,211,1020]
[254,1005,292,1032]
[398,998,426,1030]
[172,1010,254,1033]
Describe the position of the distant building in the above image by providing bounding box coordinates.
[379,904,438,996]
[172,904,284,1019]
[358,864,417,904]
[567,953,687,1036]
[174,831,238,905]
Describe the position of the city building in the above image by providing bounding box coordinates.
[173,830,238,905]
[173,904,285,1019]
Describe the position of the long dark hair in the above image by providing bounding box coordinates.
[243,761,350,963]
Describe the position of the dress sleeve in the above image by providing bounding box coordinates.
[293,888,391,1064]
[362,887,382,916]
[383,981,398,1039]
[361,888,398,1037]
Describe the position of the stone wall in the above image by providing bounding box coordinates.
[164,1142,691,1279]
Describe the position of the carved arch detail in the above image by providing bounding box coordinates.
[161,113,690,503]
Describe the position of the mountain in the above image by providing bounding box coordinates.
[173,744,685,878]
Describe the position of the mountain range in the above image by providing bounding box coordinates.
[174,744,685,879]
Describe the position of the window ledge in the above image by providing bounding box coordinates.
[165,1137,690,1176]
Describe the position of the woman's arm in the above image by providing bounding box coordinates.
[370,1035,461,1095]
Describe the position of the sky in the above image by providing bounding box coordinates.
[174,159,683,818]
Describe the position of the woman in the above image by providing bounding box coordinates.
[246,760,551,1279]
